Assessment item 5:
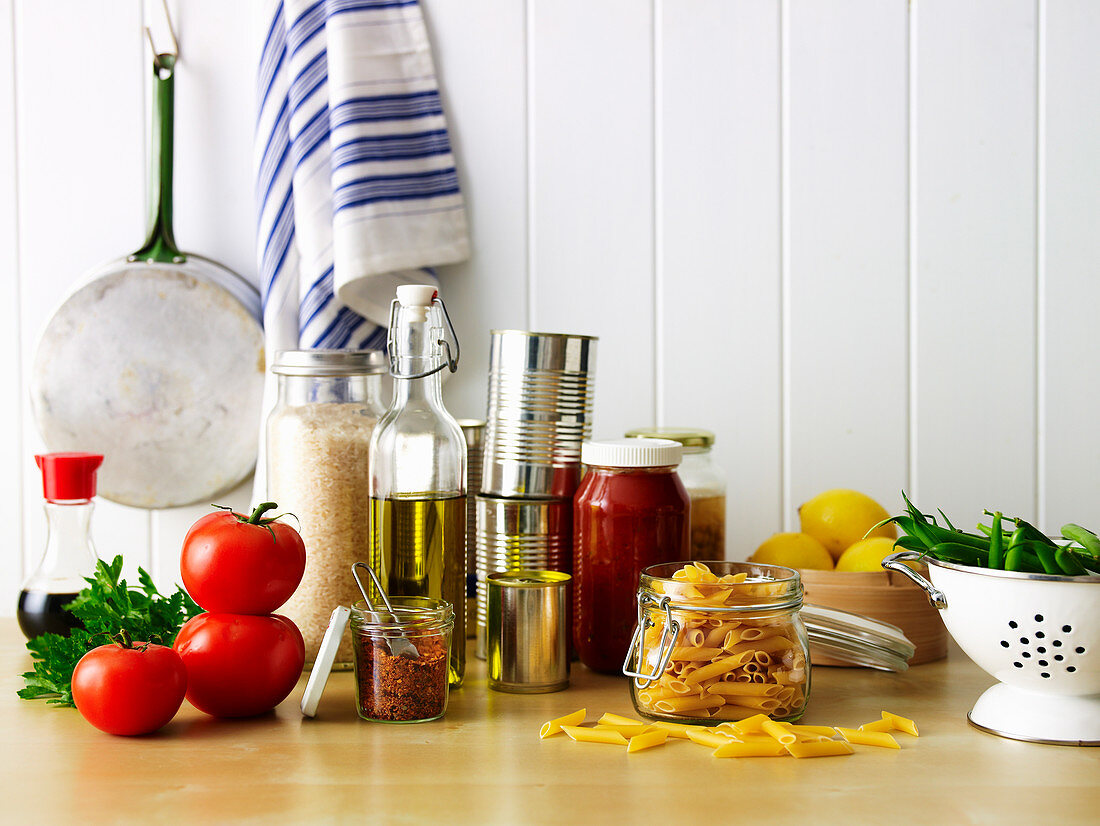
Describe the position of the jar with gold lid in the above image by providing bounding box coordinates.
[625,428,726,560]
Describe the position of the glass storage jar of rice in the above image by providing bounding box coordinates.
[625,561,810,724]
[267,350,387,668]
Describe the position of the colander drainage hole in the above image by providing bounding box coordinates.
[1035,631,1045,639]
[1037,646,1046,653]
[1009,621,1018,629]
[1022,652,1031,658]
[1053,640,1062,647]
[1000,640,1009,648]
[1054,654,1064,661]
[1067,666,1077,673]
[1020,637,1029,644]
[1076,646,1086,654]
[1035,614,1044,622]
[1038,660,1048,666]
[1063,625,1072,632]
[1013,662,1022,668]
[1041,672,1050,678]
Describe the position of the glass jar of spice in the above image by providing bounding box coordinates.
[350,597,453,723]
[266,350,387,668]
[625,428,727,561]
[625,561,810,725]
[573,438,691,673]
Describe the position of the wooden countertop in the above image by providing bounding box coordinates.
[2,620,1096,824]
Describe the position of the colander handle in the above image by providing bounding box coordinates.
[882,551,948,610]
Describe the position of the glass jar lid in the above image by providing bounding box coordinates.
[581,438,683,469]
[800,603,916,672]
[624,427,715,450]
[272,349,386,376]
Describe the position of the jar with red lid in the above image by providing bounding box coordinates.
[573,438,691,672]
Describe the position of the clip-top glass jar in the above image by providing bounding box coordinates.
[625,428,726,561]
[573,438,691,673]
[625,561,810,724]
[267,350,387,667]
[351,596,453,723]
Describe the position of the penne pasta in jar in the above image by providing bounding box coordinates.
[624,561,811,726]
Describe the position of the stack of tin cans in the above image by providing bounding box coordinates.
[474,330,596,663]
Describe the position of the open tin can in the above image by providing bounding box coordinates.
[486,570,571,693]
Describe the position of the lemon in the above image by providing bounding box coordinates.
[798,489,896,561]
[835,537,898,572]
[749,532,834,571]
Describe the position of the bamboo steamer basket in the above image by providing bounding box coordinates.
[799,566,947,666]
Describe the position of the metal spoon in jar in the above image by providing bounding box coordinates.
[351,562,420,660]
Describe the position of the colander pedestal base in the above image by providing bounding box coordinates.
[968,683,1100,746]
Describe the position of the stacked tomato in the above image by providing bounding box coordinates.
[174,502,307,718]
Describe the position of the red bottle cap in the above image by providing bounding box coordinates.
[35,453,104,501]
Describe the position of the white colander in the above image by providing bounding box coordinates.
[884,551,1100,746]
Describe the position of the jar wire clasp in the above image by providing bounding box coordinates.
[623,593,680,688]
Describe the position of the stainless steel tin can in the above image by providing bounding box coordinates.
[475,494,572,659]
[487,570,571,693]
[482,330,596,499]
[459,419,486,638]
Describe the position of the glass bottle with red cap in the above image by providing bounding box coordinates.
[17,453,103,639]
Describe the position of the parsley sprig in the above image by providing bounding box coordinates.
[18,555,201,707]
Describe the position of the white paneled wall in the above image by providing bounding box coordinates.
[2,0,1099,614]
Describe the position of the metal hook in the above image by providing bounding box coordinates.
[386,295,461,380]
[351,562,396,614]
[145,0,179,73]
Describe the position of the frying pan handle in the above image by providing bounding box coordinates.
[130,43,184,264]
[882,551,948,610]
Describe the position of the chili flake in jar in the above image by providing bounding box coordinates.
[351,597,453,723]
[573,439,691,673]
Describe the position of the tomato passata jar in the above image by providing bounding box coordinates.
[573,438,690,673]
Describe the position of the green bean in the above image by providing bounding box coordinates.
[926,542,986,566]
[1031,542,1062,575]
[1061,523,1100,556]
[893,536,927,553]
[1004,543,1044,574]
[1013,518,1056,547]
[1055,548,1087,576]
[924,525,991,551]
[988,512,1004,569]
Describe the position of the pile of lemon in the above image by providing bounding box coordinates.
[750,490,897,572]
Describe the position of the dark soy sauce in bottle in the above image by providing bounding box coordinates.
[19,453,103,640]
[17,590,82,638]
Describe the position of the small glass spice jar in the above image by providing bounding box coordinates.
[350,597,453,723]
[625,428,727,561]
[573,438,691,673]
[625,561,810,725]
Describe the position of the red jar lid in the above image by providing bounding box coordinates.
[35,452,104,501]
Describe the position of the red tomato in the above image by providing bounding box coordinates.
[173,613,304,718]
[71,640,187,736]
[181,502,306,614]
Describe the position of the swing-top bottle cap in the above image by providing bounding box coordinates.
[35,452,104,501]
[396,284,438,307]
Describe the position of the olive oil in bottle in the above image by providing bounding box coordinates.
[369,285,467,686]
[370,495,466,684]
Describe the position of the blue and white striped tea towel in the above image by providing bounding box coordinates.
[254,0,469,501]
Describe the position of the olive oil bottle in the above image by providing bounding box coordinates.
[369,496,466,683]
[369,285,467,685]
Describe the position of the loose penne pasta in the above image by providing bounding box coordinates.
[713,739,787,757]
[560,726,628,745]
[835,727,900,749]
[788,725,838,738]
[595,724,651,738]
[859,718,896,733]
[761,719,797,745]
[598,712,643,727]
[785,739,854,758]
[710,704,766,720]
[732,713,771,734]
[540,708,586,739]
[649,721,705,739]
[627,730,669,753]
[881,711,919,737]
[687,729,736,749]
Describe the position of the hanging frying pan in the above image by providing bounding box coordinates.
[30,14,264,509]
